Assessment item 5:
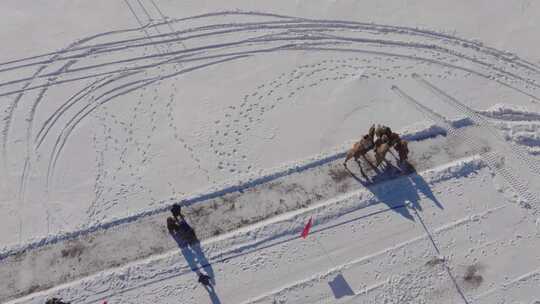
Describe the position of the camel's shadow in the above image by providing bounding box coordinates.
[347,160,443,221]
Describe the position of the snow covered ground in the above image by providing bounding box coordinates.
[2,0,540,303]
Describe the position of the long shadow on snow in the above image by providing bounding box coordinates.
[88,204,411,302]
[86,161,444,302]
[171,225,221,304]
[349,162,443,221]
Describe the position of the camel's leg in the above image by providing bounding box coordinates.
[358,163,369,179]
[375,158,382,168]
[354,157,362,168]
[343,150,354,166]
[352,156,367,179]
[361,154,378,171]
[375,153,387,168]
[389,149,399,160]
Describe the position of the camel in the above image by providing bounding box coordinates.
[345,125,410,176]
[375,124,392,140]
[375,125,402,146]
[387,132,401,146]
[375,132,411,167]
[343,125,376,172]
[394,140,409,163]
[374,134,391,167]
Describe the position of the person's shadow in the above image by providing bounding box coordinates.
[348,161,443,220]
[200,277,221,304]
[170,221,220,304]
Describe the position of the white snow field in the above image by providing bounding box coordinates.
[2,0,540,303]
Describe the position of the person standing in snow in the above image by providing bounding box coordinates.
[167,216,181,234]
[171,203,184,221]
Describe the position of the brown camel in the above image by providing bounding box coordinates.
[343,125,376,172]
[394,140,409,163]
[387,132,402,146]
[374,134,391,167]
[375,125,392,140]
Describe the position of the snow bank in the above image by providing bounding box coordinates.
[479,103,540,122]
[396,117,474,142]
[491,120,540,155]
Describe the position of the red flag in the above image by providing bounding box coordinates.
[301,217,313,239]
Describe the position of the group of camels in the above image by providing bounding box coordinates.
[344,124,409,176]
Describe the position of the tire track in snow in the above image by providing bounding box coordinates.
[0,34,301,97]
[147,0,187,51]
[123,0,164,55]
[2,10,539,77]
[129,0,208,183]
[35,76,111,149]
[297,46,540,102]
[20,49,132,211]
[0,22,160,68]
[42,43,302,185]
[1,27,152,248]
[413,74,540,175]
[4,36,123,213]
[1,18,540,98]
[1,65,47,173]
[46,55,251,187]
[0,19,301,75]
[392,85,540,214]
[2,9,172,190]
[0,22,310,83]
[30,39,540,180]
